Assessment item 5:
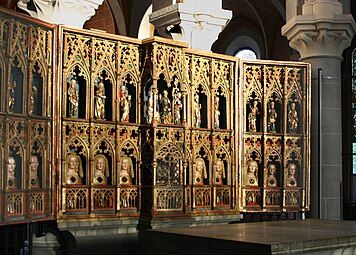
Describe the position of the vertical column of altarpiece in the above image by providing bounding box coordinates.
[59,28,141,217]
[240,60,310,213]
[0,12,54,225]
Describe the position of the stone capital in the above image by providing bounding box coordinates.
[17,0,104,28]
[282,0,356,59]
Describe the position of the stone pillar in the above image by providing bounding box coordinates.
[17,0,104,28]
[282,0,356,219]
[149,0,232,51]
[32,233,64,255]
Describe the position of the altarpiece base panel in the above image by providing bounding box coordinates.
[0,8,310,227]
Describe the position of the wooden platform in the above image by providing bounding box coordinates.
[141,220,356,255]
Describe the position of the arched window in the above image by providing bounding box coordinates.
[235,48,258,60]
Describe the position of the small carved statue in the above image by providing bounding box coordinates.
[7,157,16,189]
[214,159,225,185]
[214,97,220,129]
[266,163,277,187]
[68,78,79,118]
[193,94,202,128]
[119,156,134,185]
[9,81,16,112]
[29,85,38,115]
[65,153,83,185]
[94,81,106,119]
[120,85,131,122]
[93,154,109,185]
[147,87,154,124]
[286,163,297,187]
[268,101,277,132]
[245,160,258,186]
[288,102,298,132]
[159,90,172,124]
[248,100,259,132]
[194,158,207,185]
[173,91,182,125]
[29,155,40,188]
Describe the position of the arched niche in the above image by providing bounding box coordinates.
[215,86,228,130]
[66,65,88,119]
[30,61,44,116]
[246,91,262,132]
[30,139,45,189]
[286,95,301,134]
[193,146,211,185]
[265,147,281,188]
[157,73,173,125]
[284,149,302,188]
[267,92,282,133]
[65,137,88,185]
[93,139,114,186]
[119,73,137,123]
[119,140,138,186]
[156,143,183,186]
[140,142,153,185]
[9,56,25,114]
[8,138,24,189]
[193,84,209,129]
[214,147,230,185]
[244,149,262,187]
[93,69,114,121]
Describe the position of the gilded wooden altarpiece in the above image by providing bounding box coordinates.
[0,8,311,226]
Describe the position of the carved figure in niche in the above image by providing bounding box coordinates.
[119,156,134,185]
[286,163,297,187]
[9,81,16,112]
[248,100,259,132]
[65,153,83,185]
[7,157,16,189]
[93,154,109,185]
[173,91,182,125]
[29,85,38,115]
[288,102,298,132]
[94,81,106,119]
[193,94,202,128]
[245,160,258,186]
[214,159,225,185]
[29,155,40,188]
[147,87,154,124]
[194,158,207,185]
[68,78,79,118]
[159,90,172,124]
[266,164,277,187]
[268,101,277,132]
[214,97,220,129]
[120,84,131,122]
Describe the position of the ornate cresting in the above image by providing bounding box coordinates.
[240,60,311,213]
[0,8,311,227]
[0,9,54,224]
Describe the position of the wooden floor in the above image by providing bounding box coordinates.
[141,220,356,255]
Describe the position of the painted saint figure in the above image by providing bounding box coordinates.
[93,154,109,185]
[7,157,16,189]
[9,81,16,112]
[29,155,40,188]
[29,85,38,115]
[214,97,220,129]
[173,91,182,125]
[65,153,83,185]
[288,102,298,132]
[159,90,172,124]
[94,81,106,119]
[68,78,79,118]
[214,159,225,185]
[194,158,207,185]
[119,156,134,185]
[268,101,277,132]
[193,94,202,128]
[286,163,297,187]
[248,100,259,132]
[245,160,258,186]
[266,163,277,187]
[120,84,131,122]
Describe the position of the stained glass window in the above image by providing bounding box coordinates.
[235,48,257,60]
